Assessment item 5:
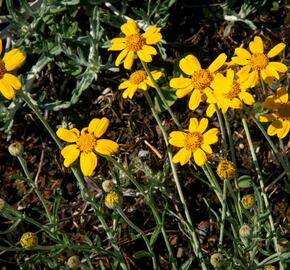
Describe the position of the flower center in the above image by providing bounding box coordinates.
[277,102,290,120]
[250,53,269,70]
[224,81,241,100]
[126,34,146,52]
[191,69,213,90]
[76,132,97,153]
[129,70,147,84]
[0,60,6,79]
[185,132,203,151]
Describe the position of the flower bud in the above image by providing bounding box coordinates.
[241,194,255,209]
[20,232,38,248]
[8,141,24,157]
[105,192,122,209]
[216,160,235,180]
[239,224,252,239]
[67,255,80,268]
[264,266,276,270]
[102,180,114,193]
[210,253,223,267]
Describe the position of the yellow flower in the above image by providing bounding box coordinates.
[259,87,290,139]
[169,53,227,111]
[241,194,255,209]
[264,266,276,270]
[56,117,118,176]
[108,19,162,69]
[118,69,162,99]
[0,39,25,99]
[216,160,236,180]
[169,118,219,166]
[20,232,38,248]
[232,36,287,87]
[105,191,122,209]
[210,69,255,113]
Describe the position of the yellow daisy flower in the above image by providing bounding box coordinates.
[232,36,287,87]
[118,69,162,99]
[259,87,290,139]
[210,69,255,113]
[56,117,119,176]
[0,39,25,99]
[169,118,219,166]
[108,19,162,69]
[169,53,227,111]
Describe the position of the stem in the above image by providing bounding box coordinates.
[215,105,228,157]
[223,112,236,167]
[141,61,182,130]
[117,207,157,269]
[143,91,207,270]
[218,180,227,248]
[240,111,283,270]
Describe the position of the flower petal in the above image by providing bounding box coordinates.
[259,113,275,122]
[276,121,290,139]
[206,104,216,118]
[142,26,160,38]
[201,143,212,154]
[80,152,97,176]
[122,85,138,99]
[203,128,218,144]
[198,118,208,133]
[3,49,26,71]
[57,128,79,142]
[169,131,186,147]
[239,92,255,105]
[142,45,157,55]
[145,33,162,45]
[268,62,288,73]
[249,36,264,54]
[137,49,152,62]
[172,147,191,165]
[189,89,201,110]
[189,118,198,132]
[115,49,129,66]
[121,19,138,36]
[231,56,249,65]
[95,139,119,155]
[3,73,21,90]
[108,42,126,51]
[265,65,279,79]
[267,120,282,136]
[180,55,201,75]
[0,78,15,99]
[207,53,227,73]
[118,80,131,89]
[62,145,80,168]
[193,148,207,166]
[267,43,286,58]
[124,50,135,69]
[61,144,78,158]
[89,118,109,138]
[175,84,194,98]
[235,48,251,59]
[170,78,192,89]
[276,87,288,103]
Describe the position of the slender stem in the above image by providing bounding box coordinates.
[141,61,182,130]
[223,112,236,167]
[215,105,228,157]
[279,139,290,178]
[143,91,207,270]
[117,207,157,269]
[240,111,283,270]
[218,180,227,248]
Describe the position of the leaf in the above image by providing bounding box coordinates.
[237,175,252,188]
[133,251,152,259]
[154,87,177,113]
[150,225,162,246]
[180,258,193,270]
[0,219,21,234]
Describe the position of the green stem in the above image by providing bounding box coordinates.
[143,91,207,270]
[218,180,227,248]
[141,61,182,130]
[215,105,228,157]
[117,207,157,269]
[223,112,236,167]
[240,111,283,270]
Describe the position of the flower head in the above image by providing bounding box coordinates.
[241,194,255,209]
[67,256,80,268]
[264,266,276,270]
[239,224,252,239]
[259,87,290,139]
[210,253,223,267]
[216,160,236,180]
[20,232,38,248]
[210,69,255,113]
[105,191,122,209]
[169,118,219,166]
[56,118,118,176]
[102,180,115,192]
[169,53,227,111]
[8,141,24,157]
[0,39,25,99]
[232,36,287,87]
[108,19,162,69]
[118,69,162,98]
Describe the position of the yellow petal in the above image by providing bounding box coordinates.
[124,51,135,69]
[3,73,21,90]
[169,131,186,147]
[121,19,138,36]
[198,118,208,133]
[237,65,251,78]
[89,117,109,138]
[265,65,279,79]
[122,85,138,99]
[63,145,80,167]
[226,69,235,80]
[3,49,26,71]
[276,87,288,103]
[206,104,216,118]
[108,43,126,51]
[56,128,79,142]
[170,78,192,89]
[172,147,191,165]
[235,48,251,59]
[189,89,201,110]
[0,39,2,55]
[118,80,131,89]
[267,120,282,136]
[179,55,201,75]
[0,78,15,99]
[151,70,163,81]
[95,139,119,155]
[239,92,255,105]
[115,49,129,66]
[203,128,218,144]
[193,148,207,166]
[231,56,249,65]
[142,26,160,38]
[249,36,264,54]
[137,49,152,62]
[259,113,275,122]
[111,37,126,44]
[189,118,198,132]
[231,98,243,109]
[267,43,286,58]
[175,84,194,98]
[207,53,227,73]
[80,152,97,176]
[201,143,212,154]
[142,45,157,55]
[248,70,259,87]
[61,144,78,158]
[268,62,288,73]
[138,81,147,90]
[276,121,290,139]
[145,33,162,45]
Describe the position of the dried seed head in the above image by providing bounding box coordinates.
[20,232,38,248]
[105,192,122,209]
[210,253,223,267]
[8,141,24,157]
[216,160,235,180]
[102,180,115,193]
[241,194,255,209]
[239,224,252,239]
[67,255,80,268]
